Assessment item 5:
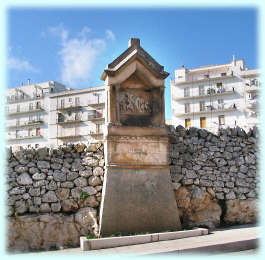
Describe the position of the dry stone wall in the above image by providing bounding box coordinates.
[168,125,258,229]
[6,126,259,252]
[7,142,104,251]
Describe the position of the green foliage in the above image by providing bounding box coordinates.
[86,234,98,239]
[14,211,18,217]
[80,191,89,201]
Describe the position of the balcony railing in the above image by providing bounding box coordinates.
[89,130,103,136]
[57,119,83,125]
[173,88,235,101]
[175,104,237,117]
[8,134,43,141]
[247,99,257,109]
[7,106,44,116]
[7,94,45,104]
[56,104,82,111]
[171,73,234,86]
[87,100,105,107]
[7,120,44,129]
[57,134,82,139]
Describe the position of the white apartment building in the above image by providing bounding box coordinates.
[171,57,259,133]
[49,86,105,147]
[6,81,105,149]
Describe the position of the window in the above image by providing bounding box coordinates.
[218,99,224,109]
[216,82,222,87]
[50,88,54,93]
[200,101,205,111]
[184,88,190,97]
[199,85,205,96]
[185,118,191,128]
[69,98,72,103]
[35,144,39,148]
[36,114,41,121]
[28,128,33,136]
[16,119,20,126]
[29,103,33,110]
[204,74,209,79]
[61,99,65,108]
[29,115,34,122]
[16,130,19,138]
[17,104,20,112]
[75,97,80,105]
[200,117,206,128]
[36,128,40,136]
[36,101,41,109]
[219,115,225,125]
[221,73,227,77]
[184,103,190,113]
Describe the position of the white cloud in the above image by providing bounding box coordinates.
[106,29,115,41]
[48,24,107,87]
[49,24,69,42]
[59,37,106,86]
[8,57,38,72]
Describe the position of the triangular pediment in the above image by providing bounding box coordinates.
[101,38,169,81]
[120,70,153,90]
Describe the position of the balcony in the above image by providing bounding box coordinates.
[7,106,44,116]
[175,104,237,117]
[57,119,83,125]
[89,130,103,136]
[57,134,82,140]
[8,134,43,141]
[245,85,258,93]
[57,104,82,111]
[87,101,104,107]
[247,99,257,109]
[173,88,235,101]
[171,73,234,86]
[7,93,45,104]
[7,120,44,129]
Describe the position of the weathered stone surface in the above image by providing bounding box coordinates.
[93,167,104,176]
[88,176,102,186]
[74,177,87,187]
[82,157,98,166]
[53,170,66,182]
[224,199,257,224]
[14,165,28,174]
[55,188,70,201]
[175,186,221,229]
[82,186,97,196]
[67,171,79,181]
[17,173,33,185]
[61,199,79,212]
[42,191,58,203]
[32,173,46,180]
[37,161,50,169]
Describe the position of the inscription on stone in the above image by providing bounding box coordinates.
[119,92,151,113]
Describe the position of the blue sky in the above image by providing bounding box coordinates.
[7,7,257,120]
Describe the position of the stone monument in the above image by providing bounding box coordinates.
[99,38,182,236]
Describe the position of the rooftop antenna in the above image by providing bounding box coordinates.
[232,54,236,66]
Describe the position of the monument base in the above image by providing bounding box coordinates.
[99,167,182,236]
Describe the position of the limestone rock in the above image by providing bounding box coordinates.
[224,199,257,224]
[42,191,58,203]
[61,199,79,212]
[17,173,33,185]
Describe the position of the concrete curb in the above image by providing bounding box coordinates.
[80,228,208,251]
[148,238,258,255]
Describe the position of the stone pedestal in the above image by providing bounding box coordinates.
[99,38,181,236]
